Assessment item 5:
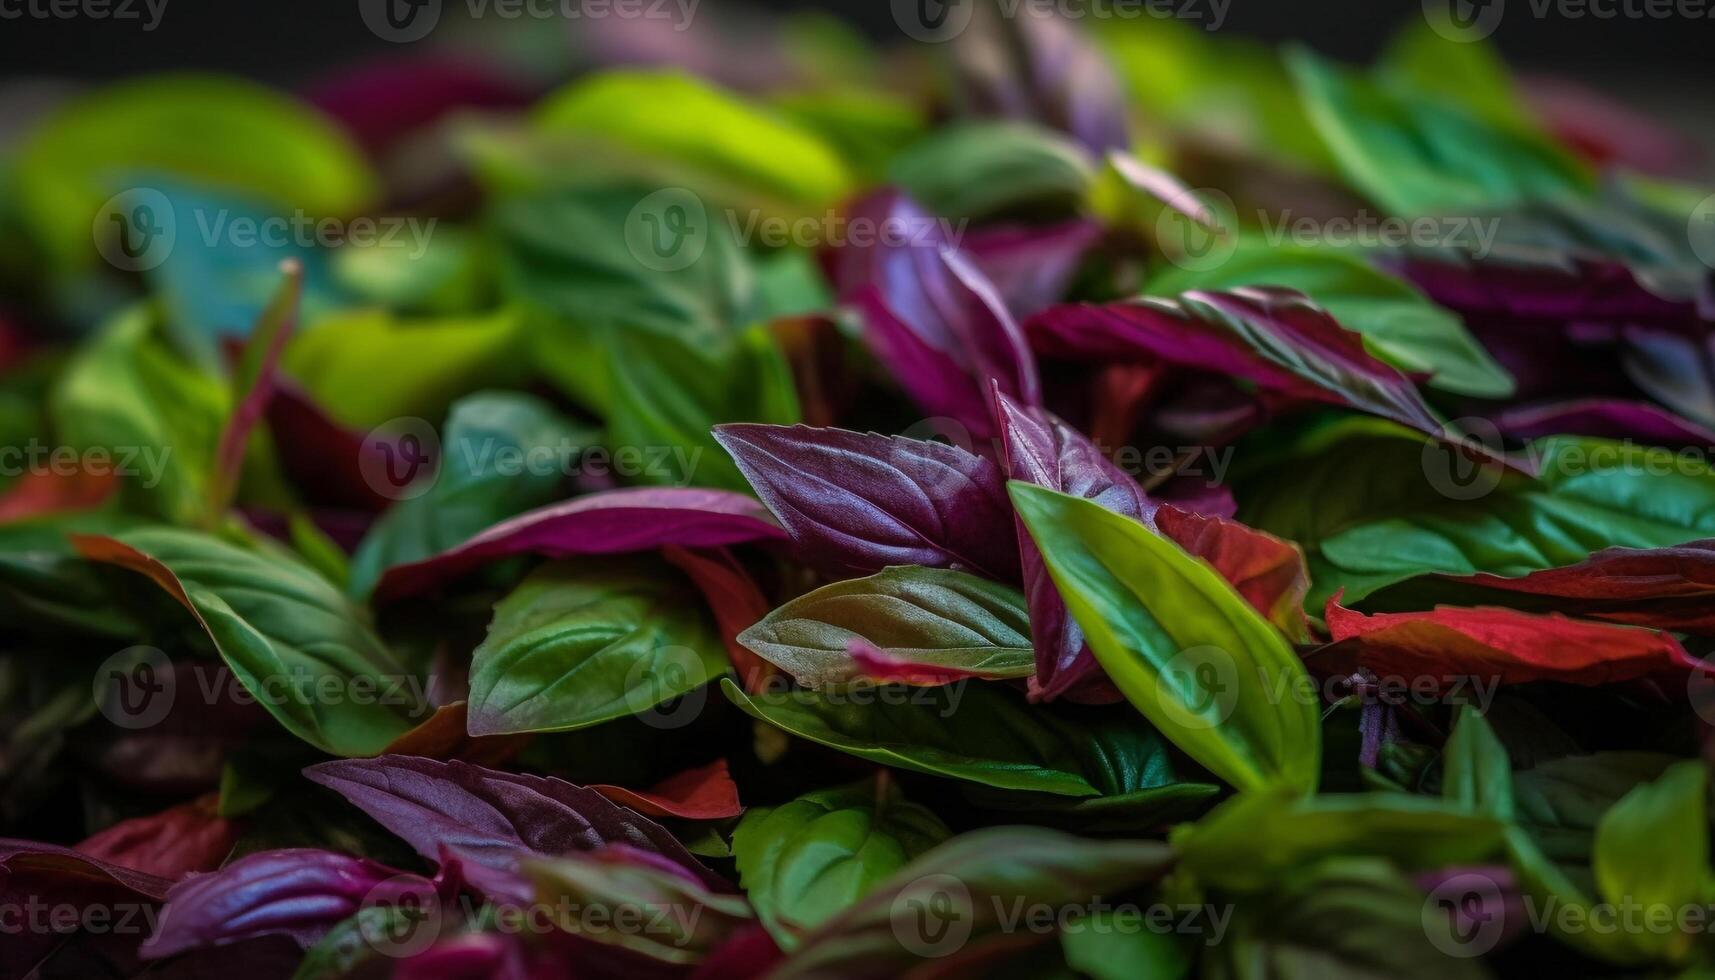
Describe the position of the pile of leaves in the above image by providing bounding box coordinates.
[2,5,1714,978]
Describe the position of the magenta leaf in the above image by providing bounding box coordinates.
[714,422,1019,581]
[373,486,785,600]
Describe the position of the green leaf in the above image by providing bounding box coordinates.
[1591,761,1710,964]
[1143,241,1514,398]
[1063,912,1193,980]
[1442,707,1514,821]
[467,559,726,736]
[1378,17,1533,129]
[289,906,411,980]
[889,121,1093,220]
[48,307,228,526]
[281,307,523,430]
[332,225,493,316]
[605,323,800,491]
[1202,858,1491,980]
[737,566,1034,687]
[1314,436,1715,606]
[1171,789,1507,893]
[1287,46,1592,217]
[775,827,1174,979]
[14,74,375,272]
[1008,482,1321,794]
[522,849,754,964]
[720,677,1188,798]
[75,527,420,756]
[1513,751,1680,865]
[534,70,852,210]
[346,392,595,598]
[733,778,951,949]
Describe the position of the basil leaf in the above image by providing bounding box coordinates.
[74,527,420,756]
[733,779,951,948]
[467,559,727,736]
[347,392,596,598]
[1144,240,1514,398]
[1010,482,1321,794]
[1590,761,1709,964]
[738,567,1034,688]
[720,678,1183,798]
[889,121,1093,220]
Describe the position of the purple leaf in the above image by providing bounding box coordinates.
[140,849,435,960]
[963,220,1101,319]
[950,6,1130,154]
[713,423,1019,581]
[1027,287,1446,438]
[1494,399,1715,446]
[303,756,725,892]
[827,190,1040,438]
[373,487,785,600]
[0,841,175,977]
[209,261,301,521]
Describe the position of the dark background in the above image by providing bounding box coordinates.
[0,0,1708,131]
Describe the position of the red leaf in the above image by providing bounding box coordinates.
[589,759,744,821]
[76,794,237,879]
[1443,542,1715,635]
[1323,595,1699,688]
[846,637,990,686]
[662,545,780,693]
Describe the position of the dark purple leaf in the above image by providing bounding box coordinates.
[950,5,1130,154]
[306,55,534,156]
[302,756,724,892]
[1494,399,1715,447]
[140,849,435,959]
[827,189,1040,439]
[1027,287,1446,438]
[373,487,785,600]
[0,841,174,977]
[963,220,1101,319]
[714,422,1019,581]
